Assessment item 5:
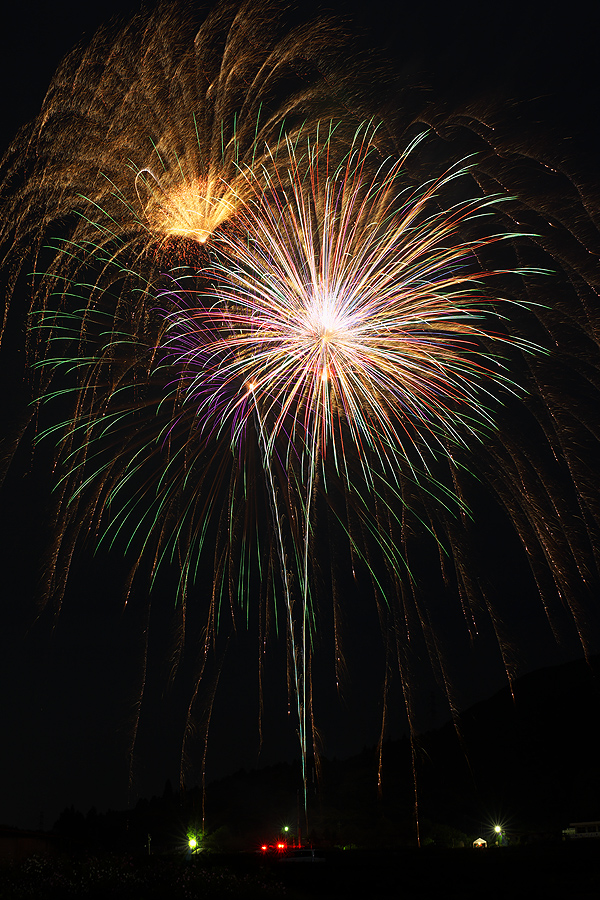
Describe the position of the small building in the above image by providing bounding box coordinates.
[0,826,60,864]
[473,837,487,848]
[562,821,600,840]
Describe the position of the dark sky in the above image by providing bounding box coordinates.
[1,0,599,832]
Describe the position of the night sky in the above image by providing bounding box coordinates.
[1,0,599,833]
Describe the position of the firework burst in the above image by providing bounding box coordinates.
[0,0,359,352]
[27,121,546,802]
[172,128,540,463]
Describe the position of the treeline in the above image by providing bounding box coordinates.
[53,654,600,852]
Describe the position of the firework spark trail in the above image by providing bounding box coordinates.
[250,388,310,797]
